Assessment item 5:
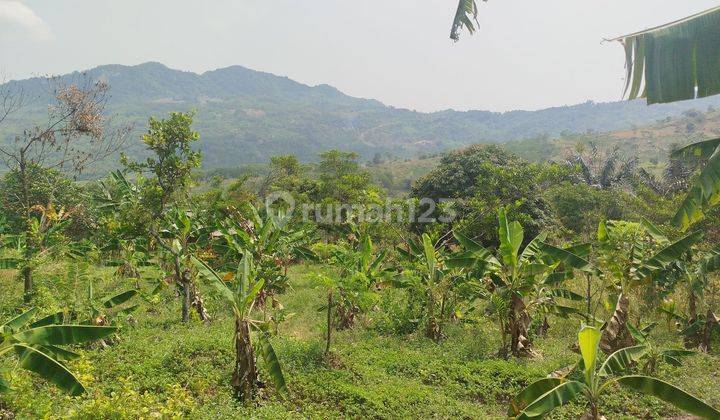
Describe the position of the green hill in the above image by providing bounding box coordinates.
[3,62,720,168]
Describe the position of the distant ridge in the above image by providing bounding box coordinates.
[3,62,720,168]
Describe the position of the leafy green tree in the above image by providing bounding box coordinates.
[545,182,624,237]
[0,308,117,395]
[120,112,206,322]
[413,145,569,246]
[258,155,305,199]
[121,111,201,216]
[0,166,82,232]
[313,150,381,205]
[509,326,720,419]
[0,204,74,302]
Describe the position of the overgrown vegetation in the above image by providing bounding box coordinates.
[0,71,719,419]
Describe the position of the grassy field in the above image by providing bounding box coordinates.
[1,262,719,419]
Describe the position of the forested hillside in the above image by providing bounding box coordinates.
[3,62,720,168]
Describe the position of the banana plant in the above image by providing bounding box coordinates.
[595,220,702,354]
[395,233,453,341]
[213,204,315,309]
[193,254,288,402]
[83,281,140,328]
[625,322,694,374]
[509,325,720,419]
[317,233,387,355]
[448,208,593,356]
[633,221,720,353]
[652,247,720,352]
[327,233,386,330]
[670,137,720,231]
[156,207,212,323]
[104,238,152,282]
[0,204,71,303]
[0,308,117,395]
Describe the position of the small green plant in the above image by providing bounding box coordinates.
[509,325,720,419]
[626,322,694,374]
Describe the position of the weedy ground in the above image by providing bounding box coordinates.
[1,263,719,419]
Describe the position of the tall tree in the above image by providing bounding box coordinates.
[121,112,203,322]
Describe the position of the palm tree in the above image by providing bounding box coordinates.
[565,143,639,190]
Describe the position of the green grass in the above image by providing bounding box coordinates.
[1,263,719,419]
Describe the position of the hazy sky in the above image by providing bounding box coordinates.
[0,0,717,112]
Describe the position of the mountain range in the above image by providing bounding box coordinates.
[2,62,720,168]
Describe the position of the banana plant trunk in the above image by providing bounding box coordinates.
[600,293,635,354]
[190,283,210,322]
[233,317,258,401]
[535,315,550,337]
[509,293,532,356]
[426,290,441,341]
[325,289,333,356]
[22,265,32,303]
[689,290,698,323]
[700,310,718,352]
[180,265,191,323]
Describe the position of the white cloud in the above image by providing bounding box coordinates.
[0,0,53,41]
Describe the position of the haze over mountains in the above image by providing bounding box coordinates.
[2,62,720,168]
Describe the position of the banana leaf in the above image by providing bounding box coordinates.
[615,375,720,419]
[508,377,563,417]
[0,376,10,393]
[257,332,289,396]
[598,345,648,377]
[516,381,585,419]
[14,325,117,346]
[2,308,38,331]
[450,0,480,41]
[193,256,236,306]
[102,290,139,308]
[14,344,85,395]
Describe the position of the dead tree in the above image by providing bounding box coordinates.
[0,74,130,302]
